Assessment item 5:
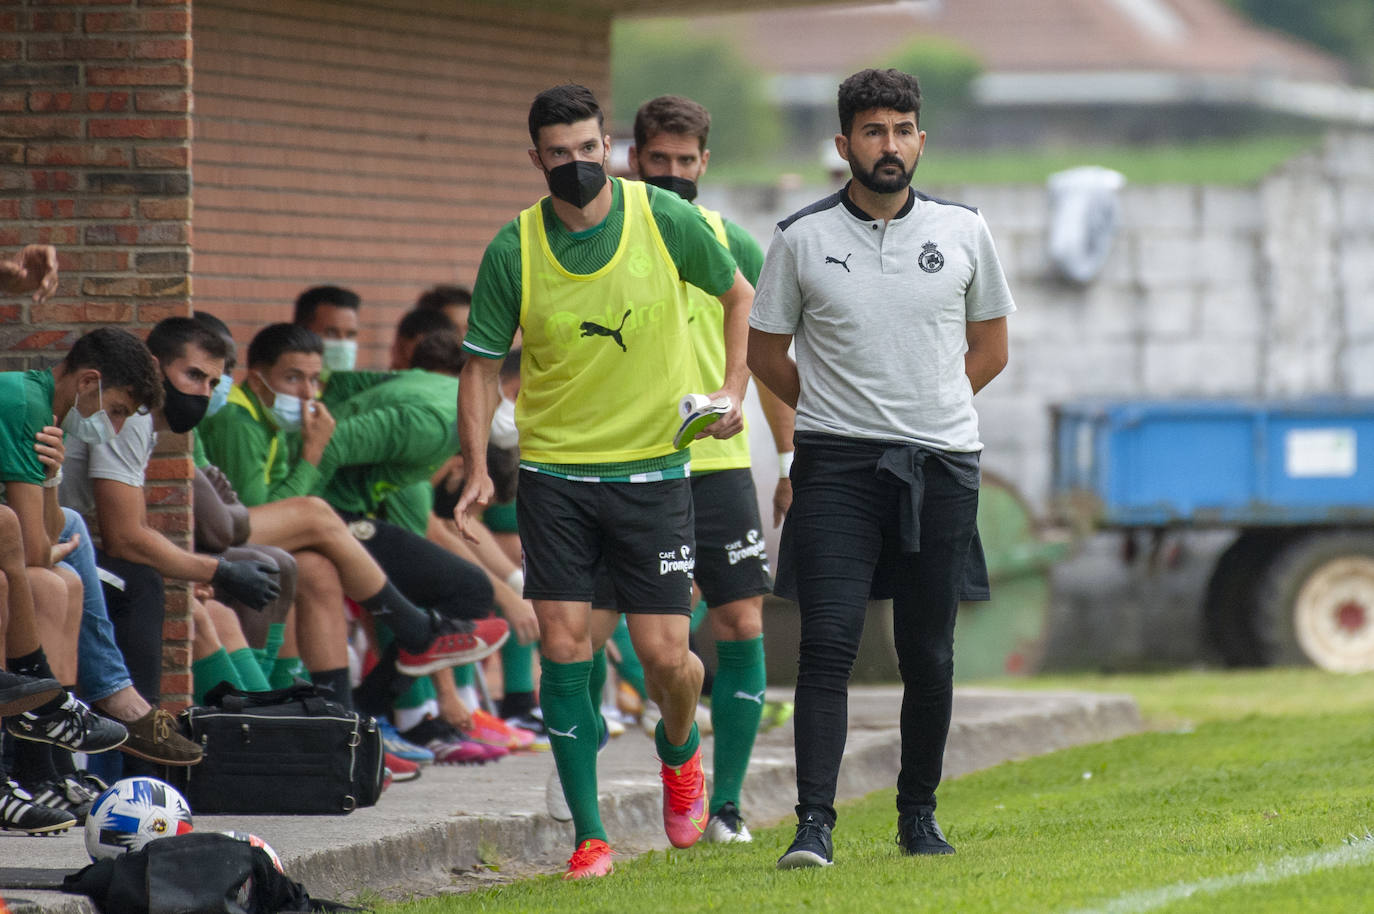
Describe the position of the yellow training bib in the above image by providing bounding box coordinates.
[684,205,750,472]
[516,180,703,464]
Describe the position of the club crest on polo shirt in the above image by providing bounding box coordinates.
[919,240,945,273]
[659,544,694,576]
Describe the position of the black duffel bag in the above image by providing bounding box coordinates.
[171,681,384,815]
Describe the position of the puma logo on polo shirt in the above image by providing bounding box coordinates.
[580,309,632,352]
[824,253,852,272]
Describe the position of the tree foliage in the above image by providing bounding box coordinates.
[611,18,782,161]
[1226,0,1374,85]
[881,36,983,131]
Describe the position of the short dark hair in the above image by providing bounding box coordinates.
[396,307,453,342]
[146,316,230,368]
[634,95,710,151]
[247,322,324,370]
[528,84,603,146]
[293,285,360,326]
[409,328,465,375]
[837,68,922,136]
[415,284,472,311]
[62,327,163,411]
[192,310,238,371]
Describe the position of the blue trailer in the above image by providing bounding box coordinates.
[1052,397,1374,672]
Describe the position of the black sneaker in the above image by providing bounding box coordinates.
[26,773,103,825]
[776,814,834,868]
[0,778,77,835]
[5,692,128,753]
[0,670,62,718]
[897,807,955,855]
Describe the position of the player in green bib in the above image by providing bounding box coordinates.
[454,85,755,880]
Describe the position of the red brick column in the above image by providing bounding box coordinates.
[1,0,194,710]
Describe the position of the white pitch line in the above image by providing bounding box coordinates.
[1066,834,1374,914]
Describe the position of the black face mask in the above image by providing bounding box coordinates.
[643,174,698,203]
[545,160,607,208]
[161,375,210,433]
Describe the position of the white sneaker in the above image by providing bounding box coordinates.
[704,802,752,843]
[545,764,573,822]
[598,706,626,737]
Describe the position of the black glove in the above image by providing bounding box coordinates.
[210,558,280,610]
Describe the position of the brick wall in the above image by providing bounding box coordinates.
[191,0,612,366]
[1,0,195,708]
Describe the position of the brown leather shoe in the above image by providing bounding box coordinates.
[117,709,202,766]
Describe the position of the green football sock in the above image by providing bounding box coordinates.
[256,622,286,678]
[452,662,474,687]
[540,657,607,845]
[229,647,271,693]
[269,655,310,690]
[501,637,535,694]
[192,648,244,705]
[654,718,700,768]
[709,635,766,812]
[589,648,608,745]
[609,616,646,699]
[395,672,436,710]
[689,598,709,634]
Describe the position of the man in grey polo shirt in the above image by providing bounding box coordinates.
[749,67,1014,869]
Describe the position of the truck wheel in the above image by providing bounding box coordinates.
[1203,531,1289,666]
[1255,531,1374,672]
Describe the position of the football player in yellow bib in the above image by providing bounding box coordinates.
[455,85,754,880]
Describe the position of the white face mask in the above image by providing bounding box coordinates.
[255,373,304,432]
[321,338,358,373]
[61,376,118,445]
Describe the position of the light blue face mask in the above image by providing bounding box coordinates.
[205,373,234,418]
[321,338,358,373]
[256,373,304,432]
[60,377,118,446]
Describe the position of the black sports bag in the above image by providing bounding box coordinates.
[172,681,384,815]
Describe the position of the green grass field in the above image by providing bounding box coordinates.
[379,669,1374,913]
[709,135,1322,187]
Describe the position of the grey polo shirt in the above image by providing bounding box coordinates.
[750,184,1015,453]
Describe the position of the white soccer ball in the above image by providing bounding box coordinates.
[84,776,194,861]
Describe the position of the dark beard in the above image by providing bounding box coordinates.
[851,154,915,194]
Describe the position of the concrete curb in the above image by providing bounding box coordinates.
[1,687,1141,911]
